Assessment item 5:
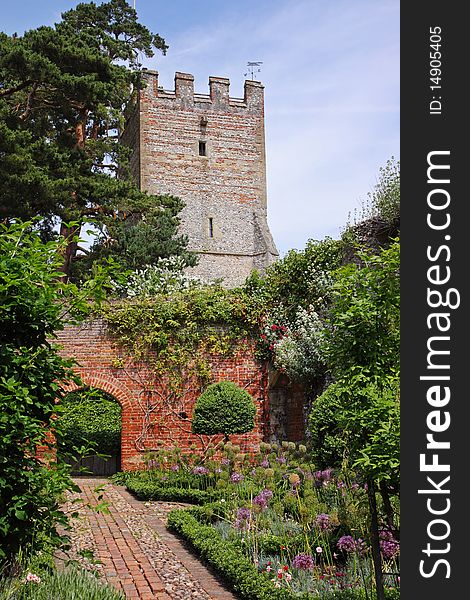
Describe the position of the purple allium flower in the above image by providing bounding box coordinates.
[253,489,271,510]
[221,458,231,466]
[215,468,222,474]
[230,472,244,483]
[253,494,268,510]
[337,536,357,553]
[237,507,251,520]
[261,458,269,468]
[315,513,331,531]
[379,529,400,560]
[233,518,249,531]
[351,483,360,491]
[337,535,366,555]
[276,456,287,464]
[192,466,209,475]
[292,553,315,570]
[171,464,180,471]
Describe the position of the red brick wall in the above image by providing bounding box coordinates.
[56,319,270,470]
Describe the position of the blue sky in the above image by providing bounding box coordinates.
[2,0,399,256]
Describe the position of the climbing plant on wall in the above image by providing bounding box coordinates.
[100,284,260,451]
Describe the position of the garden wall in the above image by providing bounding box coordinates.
[56,319,304,470]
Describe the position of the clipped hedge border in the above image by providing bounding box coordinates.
[167,509,400,600]
[124,479,223,504]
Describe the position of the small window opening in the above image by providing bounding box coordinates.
[199,140,207,156]
[208,217,214,238]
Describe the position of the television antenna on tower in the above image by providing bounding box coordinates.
[244,61,263,80]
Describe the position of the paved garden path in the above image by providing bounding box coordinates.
[63,478,239,600]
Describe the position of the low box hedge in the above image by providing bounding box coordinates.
[123,477,223,504]
[167,509,400,600]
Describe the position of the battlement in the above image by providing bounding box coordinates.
[140,69,264,111]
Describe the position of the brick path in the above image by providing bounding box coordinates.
[72,479,238,600]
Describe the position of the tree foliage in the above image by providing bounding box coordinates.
[0,0,194,279]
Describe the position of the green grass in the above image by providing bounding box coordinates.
[0,568,124,600]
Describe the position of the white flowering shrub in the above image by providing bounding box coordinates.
[273,307,326,383]
[114,257,213,297]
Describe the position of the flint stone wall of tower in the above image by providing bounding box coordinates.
[120,70,278,287]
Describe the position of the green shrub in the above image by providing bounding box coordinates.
[58,388,121,455]
[0,567,124,599]
[125,479,221,504]
[192,381,256,438]
[0,223,84,563]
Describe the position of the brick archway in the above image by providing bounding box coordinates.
[62,373,133,413]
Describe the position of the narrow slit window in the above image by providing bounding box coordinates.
[208,218,214,238]
[199,140,207,156]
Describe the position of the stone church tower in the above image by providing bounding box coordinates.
[121,70,278,287]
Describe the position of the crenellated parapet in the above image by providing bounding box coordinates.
[140,70,264,112]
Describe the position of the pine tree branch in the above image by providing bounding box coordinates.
[0,80,33,97]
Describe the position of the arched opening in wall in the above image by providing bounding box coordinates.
[57,387,122,476]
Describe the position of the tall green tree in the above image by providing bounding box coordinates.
[0,0,195,280]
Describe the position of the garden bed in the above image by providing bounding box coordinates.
[116,442,400,599]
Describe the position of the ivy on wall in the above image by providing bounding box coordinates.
[101,285,258,392]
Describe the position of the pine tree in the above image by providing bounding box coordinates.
[0,0,195,280]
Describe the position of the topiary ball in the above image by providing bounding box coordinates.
[191,381,256,437]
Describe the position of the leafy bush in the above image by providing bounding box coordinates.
[308,384,348,469]
[58,388,121,455]
[192,381,256,438]
[0,567,124,599]
[0,223,79,564]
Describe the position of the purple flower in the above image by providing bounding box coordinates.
[379,529,400,560]
[337,536,356,553]
[233,518,249,531]
[192,466,209,475]
[233,507,251,530]
[237,507,251,520]
[221,458,231,466]
[230,472,244,483]
[315,513,331,531]
[260,458,269,468]
[171,464,180,471]
[337,535,366,555]
[253,488,273,510]
[292,553,315,570]
[276,456,287,464]
[215,467,222,474]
